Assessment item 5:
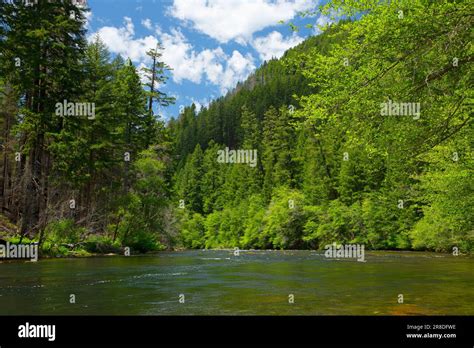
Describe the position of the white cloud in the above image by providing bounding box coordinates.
[89,19,256,94]
[168,0,316,44]
[220,50,256,91]
[124,16,135,36]
[252,31,303,61]
[90,17,157,63]
[159,29,256,93]
[136,62,149,84]
[141,18,153,30]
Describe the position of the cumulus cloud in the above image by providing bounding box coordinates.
[90,17,157,63]
[252,31,304,61]
[89,18,256,94]
[168,0,316,44]
[159,29,255,93]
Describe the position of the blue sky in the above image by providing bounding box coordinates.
[85,0,331,119]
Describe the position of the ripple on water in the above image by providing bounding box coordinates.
[131,272,188,279]
[199,258,231,260]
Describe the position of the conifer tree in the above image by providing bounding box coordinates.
[0,0,88,238]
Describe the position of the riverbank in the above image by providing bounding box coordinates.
[1,238,471,262]
[1,220,471,261]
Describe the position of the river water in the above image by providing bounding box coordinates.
[0,250,472,315]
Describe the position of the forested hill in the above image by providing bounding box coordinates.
[168,2,473,252]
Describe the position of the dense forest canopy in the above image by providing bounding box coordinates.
[0,0,472,256]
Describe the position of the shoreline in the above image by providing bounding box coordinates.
[0,248,470,263]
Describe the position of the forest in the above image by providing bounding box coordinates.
[0,0,472,257]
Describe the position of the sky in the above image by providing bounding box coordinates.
[85,0,331,120]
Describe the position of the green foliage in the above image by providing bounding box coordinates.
[411,140,474,252]
[40,241,71,257]
[5,235,35,244]
[118,149,169,253]
[201,202,246,249]
[258,188,305,249]
[303,201,362,249]
[240,194,266,249]
[175,144,204,213]
[180,212,206,249]
[303,193,416,250]
[83,235,121,254]
[44,219,86,245]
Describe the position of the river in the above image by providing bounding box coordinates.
[0,250,472,315]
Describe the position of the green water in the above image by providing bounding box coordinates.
[0,250,472,315]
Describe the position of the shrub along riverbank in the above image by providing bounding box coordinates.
[1,214,470,259]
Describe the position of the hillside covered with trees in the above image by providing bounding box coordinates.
[0,0,472,256]
[169,0,473,253]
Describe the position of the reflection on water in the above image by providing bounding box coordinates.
[0,250,472,315]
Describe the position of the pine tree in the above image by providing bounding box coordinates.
[0,0,88,238]
[175,144,203,213]
[141,43,175,114]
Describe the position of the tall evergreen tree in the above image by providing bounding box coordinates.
[0,0,88,238]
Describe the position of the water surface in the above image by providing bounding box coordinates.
[0,250,472,315]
